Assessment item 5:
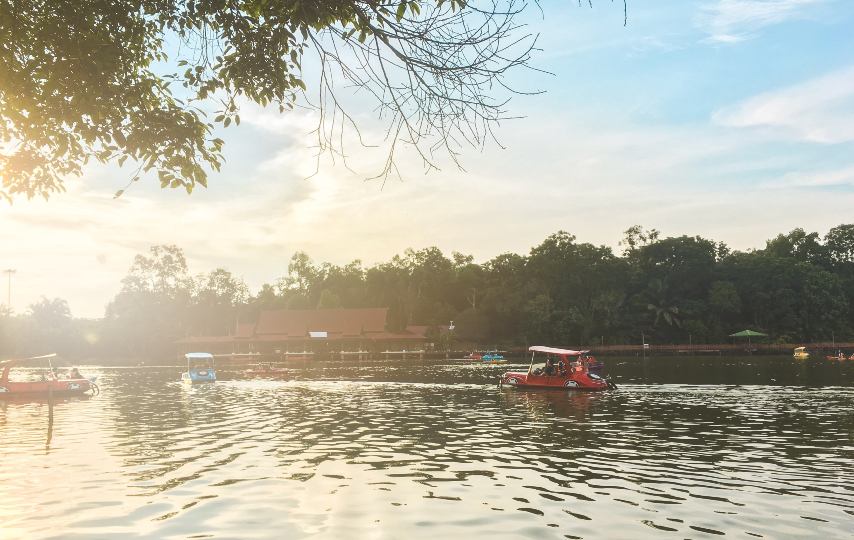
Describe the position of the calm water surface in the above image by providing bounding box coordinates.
[1,356,852,539]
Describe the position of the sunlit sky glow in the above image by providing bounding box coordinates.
[2,0,853,317]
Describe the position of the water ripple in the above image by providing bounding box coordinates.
[0,360,852,539]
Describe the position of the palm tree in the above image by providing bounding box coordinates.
[646,278,681,328]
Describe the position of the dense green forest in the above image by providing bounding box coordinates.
[3,224,854,359]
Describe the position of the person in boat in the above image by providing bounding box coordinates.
[544,357,557,376]
[69,367,82,379]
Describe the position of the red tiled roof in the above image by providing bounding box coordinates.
[177,308,436,345]
[176,335,235,344]
[248,332,424,342]
[404,325,449,337]
[254,308,388,337]
[364,332,428,341]
[235,322,256,338]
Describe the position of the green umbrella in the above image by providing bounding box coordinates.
[729,330,767,337]
[729,329,767,346]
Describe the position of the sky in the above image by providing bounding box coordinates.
[1,0,854,317]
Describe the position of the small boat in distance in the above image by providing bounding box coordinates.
[0,354,98,397]
[465,352,483,361]
[793,347,810,360]
[481,351,506,363]
[244,363,288,377]
[182,352,216,384]
[500,346,614,391]
[581,351,605,375]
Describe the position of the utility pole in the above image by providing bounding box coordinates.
[3,269,15,309]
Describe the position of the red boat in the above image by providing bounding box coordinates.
[465,352,483,361]
[0,354,98,397]
[500,346,615,391]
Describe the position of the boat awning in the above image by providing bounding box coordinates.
[185,352,214,360]
[0,353,58,367]
[528,346,589,356]
[309,331,328,338]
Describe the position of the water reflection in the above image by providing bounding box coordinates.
[0,358,852,539]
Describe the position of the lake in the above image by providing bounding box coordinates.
[1,356,852,539]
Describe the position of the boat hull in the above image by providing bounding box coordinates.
[500,371,612,391]
[182,369,216,384]
[0,378,94,397]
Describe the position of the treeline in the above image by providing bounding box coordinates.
[3,225,854,360]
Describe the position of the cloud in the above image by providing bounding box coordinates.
[698,0,827,43]
[4,90,854,318]
[765,164,854,188]
[713,65,854,143]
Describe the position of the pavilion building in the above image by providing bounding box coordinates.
[177,307,435,358]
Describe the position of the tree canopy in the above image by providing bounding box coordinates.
[4,223,854,360]
[0,0,595,200]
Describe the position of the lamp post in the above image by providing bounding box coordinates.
[3,268,15,309]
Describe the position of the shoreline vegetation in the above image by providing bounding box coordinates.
[3,225,854,362]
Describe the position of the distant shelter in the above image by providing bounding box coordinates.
[177,308,435,358]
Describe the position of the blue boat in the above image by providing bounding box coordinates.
[182,352,216,384]
[482,352,506,363]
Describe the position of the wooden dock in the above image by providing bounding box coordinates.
[338,350,370,360]
[380,349,425,360]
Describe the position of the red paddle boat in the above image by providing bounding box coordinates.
[500,346,615,391]
[0,354,98,397]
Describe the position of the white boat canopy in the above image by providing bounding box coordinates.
[0,353,58,367]
[185,352,214,360]
[528,346,589,356]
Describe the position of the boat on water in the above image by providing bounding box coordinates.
[0,354,98,397]
[824,351,853,360]
[466,351,507,363]
[793,347,810,360]
[481,352,506,364]
[244,363,288,377]
[181,352,216,384]
[500,346,615,391]
[581,351,605,375]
